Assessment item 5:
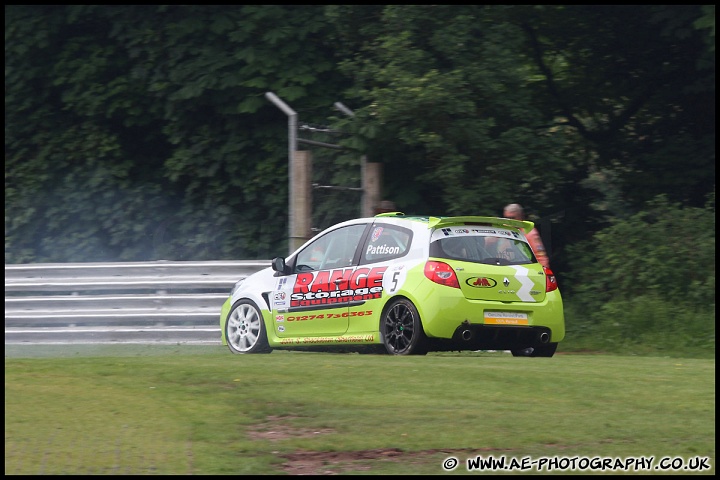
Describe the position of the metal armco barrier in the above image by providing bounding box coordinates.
[4,260,269,345]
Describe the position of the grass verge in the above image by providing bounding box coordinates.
[4,346,716,475]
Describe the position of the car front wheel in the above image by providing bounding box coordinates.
[381,298,428,355]
[225,300,272,354]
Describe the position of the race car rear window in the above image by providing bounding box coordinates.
[430,235,537,265]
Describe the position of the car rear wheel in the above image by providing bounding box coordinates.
[381,298,428,355]
[511,343,557,358]
[225,300,272,354]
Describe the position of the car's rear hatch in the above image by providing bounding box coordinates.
[428,216,547,303]
[451,262,547,303]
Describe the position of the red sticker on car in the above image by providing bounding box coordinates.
[466,277,498,288]
[290,266,387,307]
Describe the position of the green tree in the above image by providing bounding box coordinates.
[5,5,714,269]
[5,5,349,262]
[327,5,573,218]
[325,5,714,277]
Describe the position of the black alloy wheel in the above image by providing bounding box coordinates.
[381,298,428,355]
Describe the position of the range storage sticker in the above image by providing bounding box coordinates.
[290,266,386,307]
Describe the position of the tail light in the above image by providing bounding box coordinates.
[424,261,460,288]
[544,266,559,292]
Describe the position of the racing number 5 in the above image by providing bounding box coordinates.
[391,271,400,293]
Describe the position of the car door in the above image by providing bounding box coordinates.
[272,223,368,337]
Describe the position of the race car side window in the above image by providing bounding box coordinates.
[294,224,367,272]
[360,224,413,264]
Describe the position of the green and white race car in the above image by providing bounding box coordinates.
[220,213,564,356]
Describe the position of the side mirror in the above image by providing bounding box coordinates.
[271,257,289,274]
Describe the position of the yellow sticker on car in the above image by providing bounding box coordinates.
[484,311,529,325]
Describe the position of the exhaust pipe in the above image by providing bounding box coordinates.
[461,329,473,341]
[538,332,550,344]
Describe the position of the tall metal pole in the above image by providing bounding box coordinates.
[265,92,298,255]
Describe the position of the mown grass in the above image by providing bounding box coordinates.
[4,346,716,475]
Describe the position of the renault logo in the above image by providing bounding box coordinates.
[503,277,510,287]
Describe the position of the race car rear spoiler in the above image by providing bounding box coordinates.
[374,212,534,232]
[426,216,534,232]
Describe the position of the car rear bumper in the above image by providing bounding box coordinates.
[448,323,553,350]
[410,287,565,343]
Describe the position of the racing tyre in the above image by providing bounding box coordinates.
[381,298,428,355]
[225,300,272,354]
[511,343,557,358]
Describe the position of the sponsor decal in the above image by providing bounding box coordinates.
[466,277,497,288]
[484,311,529,325]
[290,266,387,307]
[286,310,373,321]
[273,286,291,310]
[485,317,528,325]
[443,228,503,237]
[485,311,527,319]
[371,227,384,242]
[275,314,284,322]
[279,335,375,345]
[278,325,285,332]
